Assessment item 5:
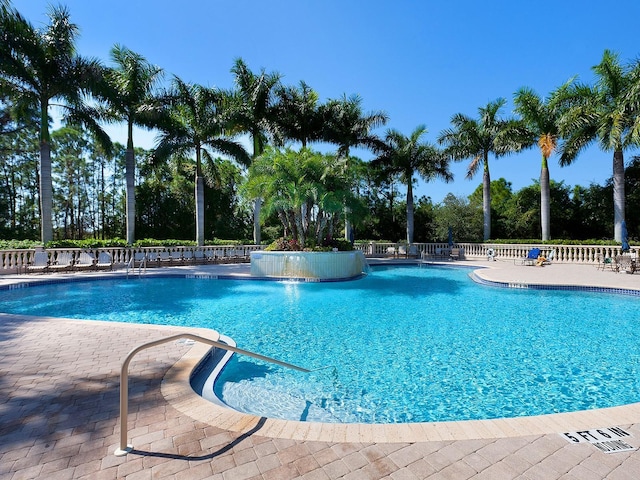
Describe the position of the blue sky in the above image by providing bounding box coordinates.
[13,0,640,203]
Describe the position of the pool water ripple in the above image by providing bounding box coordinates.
[2,265,640,423]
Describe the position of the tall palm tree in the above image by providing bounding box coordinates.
[0,5,106,243]
[321,94,388,239]
[273,80,324,148]
[438,99,527,241]
[322,94,388,159]
[101,44,163,245]
[153,77,250,246]
[373,125,452,244]
[556,50,640,241]
[231,58,281,245]
[514,86,566,241]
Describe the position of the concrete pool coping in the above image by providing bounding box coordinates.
[2,257,640,446]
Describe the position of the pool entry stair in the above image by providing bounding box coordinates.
[114,332,309,456]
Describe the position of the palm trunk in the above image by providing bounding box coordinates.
[482,158,491,241]
[39,140,53,243]
[344,213,350,241]
[125,122,136,245]
[100,160,106,239]
[406,177,414,244]
[253,198,262,245]
[38,100,53,243]
[252,134,262,245]
[295,208,305,246]
[540,156,550,241]
[195,145,205,246]
[613,149,625,242]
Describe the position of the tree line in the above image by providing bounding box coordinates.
[2,2,640,246]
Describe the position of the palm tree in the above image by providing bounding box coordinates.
[273,80,324,148]
[373,125,452,244]
[556,50,640,241]
[101,44,164,245]
[322,94,388,159]
[231,58,281,245]
[244,147,349,245]
[514,86,565,241]
[438,99,527,241]
[0,5,106,243]
[322,94,388,239]
[153,77,250,246]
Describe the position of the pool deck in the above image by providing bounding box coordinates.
[1,258,640,479]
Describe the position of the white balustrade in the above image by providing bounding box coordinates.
[1,242,636,274]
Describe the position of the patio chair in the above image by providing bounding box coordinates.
[75,252,95,270]
[146,251,159,266]
[540,250,555,265]
[449,248,462,261]
[182,250,194,264]
[236,247,250,262]
[133,252,147,269]
[615,254,635,274]
[193,248,207,264]
[596,253,617,271]
[96,252,113,270]
[49,252,74,272]
[26,251,50,273]
[158,251,173,265]
[515,248,540,266]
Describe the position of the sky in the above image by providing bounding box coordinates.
[12,0,640,203]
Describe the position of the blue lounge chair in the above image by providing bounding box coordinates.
[515,248,540,266]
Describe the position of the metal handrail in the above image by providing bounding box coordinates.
[125,253,147,278]
[114,333,309,456]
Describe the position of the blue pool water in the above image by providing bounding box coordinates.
[2,265,640,423]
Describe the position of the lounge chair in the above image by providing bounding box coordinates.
[158,251,173,265]
[541,250,555,265]
[596,253,613,271]
[49,252,74,272]
[146,251,159,266]
[96,252,113,270]
[182,250,194,264]
[614,254,636,274]
[26,251,50,273]
[235,247,250,262]
[515,248,541,266]
[75,252,95,270]
[193,248,206,264]
[133,252,147,268]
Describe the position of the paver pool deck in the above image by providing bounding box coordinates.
[1,258,640,479]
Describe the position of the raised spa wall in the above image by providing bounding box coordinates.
[250,250,366,280]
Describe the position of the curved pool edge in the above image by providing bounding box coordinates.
[470,269,640,296]
[164,335,640,443]
[3,262,640,443]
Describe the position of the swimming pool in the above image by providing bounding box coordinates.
[2,265,640,424]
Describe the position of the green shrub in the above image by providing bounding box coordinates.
[0,239,43,250]
[45,238,129,249]
[265,237,303,251]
